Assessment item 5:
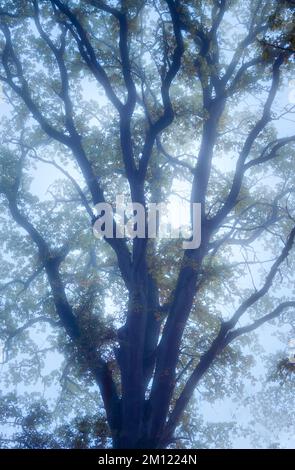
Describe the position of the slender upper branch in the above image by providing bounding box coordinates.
[210,53,285,230]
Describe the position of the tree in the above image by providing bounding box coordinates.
[0,0,295,449]
[260,0,295,54]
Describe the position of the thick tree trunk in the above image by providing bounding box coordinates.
[114,433,165,450]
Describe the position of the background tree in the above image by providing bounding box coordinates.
[0,0,295,449]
